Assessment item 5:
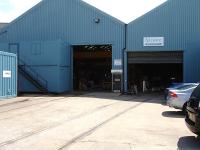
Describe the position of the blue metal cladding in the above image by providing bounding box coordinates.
[127,0,200,51]
[0,0,125,93]
[1,40,70,93]
[126,0,200,85]
[0,0,125,68]
[18,40,69,93]
[0,51,17,99]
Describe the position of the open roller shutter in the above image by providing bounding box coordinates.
[128,51,183,64]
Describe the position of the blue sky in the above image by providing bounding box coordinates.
[0,0,14,12]
[0,0,41,22]
[0,0,166,23]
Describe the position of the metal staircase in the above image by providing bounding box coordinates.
[18,59,48,93]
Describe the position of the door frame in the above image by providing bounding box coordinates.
[71,44,113,91]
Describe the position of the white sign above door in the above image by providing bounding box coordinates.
[143,37,164,47]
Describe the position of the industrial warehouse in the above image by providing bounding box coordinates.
[0,0,200,97]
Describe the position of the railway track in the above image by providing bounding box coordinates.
[0,97,152,149]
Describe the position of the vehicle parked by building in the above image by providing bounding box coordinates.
[164,83,185,100]
[185,84,200,136]
[166,83,199,112]
[165,83,198,100]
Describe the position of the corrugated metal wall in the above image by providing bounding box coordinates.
[0,23,8,30]
[0,51,17,99]
[127,0,200,51]
[2,0,199,93]
[18,40,68,93]
[126,0,200,89]
[0,0,125,93]
[0,40,70,93]
[0,0,125,92]
[0,0,125,68]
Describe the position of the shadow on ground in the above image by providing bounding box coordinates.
[17,92,166,105]
[79,92,165,103]
[162,111,185,118]
[178,136,200,150]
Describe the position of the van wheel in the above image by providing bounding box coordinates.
[182,103,187,115]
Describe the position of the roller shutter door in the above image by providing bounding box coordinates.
[128,51,183,64]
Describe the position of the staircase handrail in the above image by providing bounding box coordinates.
[18,58,48,89]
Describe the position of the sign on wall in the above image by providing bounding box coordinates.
[3,70,12,78]
[114,59,122,66]
[143,37,164,47]
[111,69,123,74]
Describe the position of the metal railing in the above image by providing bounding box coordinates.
[18,58,48,90]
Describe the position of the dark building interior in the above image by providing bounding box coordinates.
[73,45,112,91]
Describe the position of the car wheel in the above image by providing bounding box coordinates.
[182,103,187,115]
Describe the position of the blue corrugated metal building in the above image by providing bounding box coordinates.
[124,0,200,92]
[0,0,125,93]
[0,0,200,94]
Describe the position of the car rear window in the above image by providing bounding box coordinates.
[191,85,200,99]
[176,84,197,90]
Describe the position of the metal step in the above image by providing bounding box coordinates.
[18,59,48,93]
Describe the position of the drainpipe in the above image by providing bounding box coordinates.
[122,24,128,94]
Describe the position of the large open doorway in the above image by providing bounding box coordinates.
[128,51,183,93]
[73,45,112,91]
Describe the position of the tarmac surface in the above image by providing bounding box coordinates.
[0,92,199,150]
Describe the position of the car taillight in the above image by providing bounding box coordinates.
[169,91,177,98]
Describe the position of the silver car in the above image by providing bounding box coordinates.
[166,83,199,112]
